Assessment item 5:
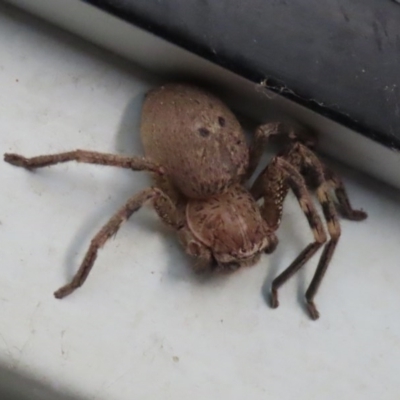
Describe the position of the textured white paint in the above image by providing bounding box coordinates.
[1,4,400,400]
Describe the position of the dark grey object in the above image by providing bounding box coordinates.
[83,0,400,150]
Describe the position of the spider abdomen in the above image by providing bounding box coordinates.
[140,83,249,199]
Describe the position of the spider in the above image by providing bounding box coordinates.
[4,83,367,320]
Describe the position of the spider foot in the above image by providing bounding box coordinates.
[54,283,77,299]
[4,153,33,170]
[270,288,279,309]
[345,209,368,221]
[306,301,320,320]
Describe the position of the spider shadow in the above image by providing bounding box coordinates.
[113,90,147,157]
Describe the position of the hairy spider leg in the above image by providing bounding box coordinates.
[249,122,367,319]
[4,150,163,174]
[53,188,178,298]
[252,157,328,319]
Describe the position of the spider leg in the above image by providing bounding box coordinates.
[177,228,214,273]
[284,138,367,222]
[324,166,368,221]
[250,124,365,319]
[4,150,163,174]
[250,160,289,233]
[284,143,346,319]
[248,123,319,233]
[304,182,340,320]
[54,187,178,299]
[262,158,327,319]
[246,121,318,181]
[246,122,282,180]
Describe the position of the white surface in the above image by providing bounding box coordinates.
[1,4,400,400]
[6,0,400,191]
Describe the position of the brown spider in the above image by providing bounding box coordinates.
[4,83,367,320]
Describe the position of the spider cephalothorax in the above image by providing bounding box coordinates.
[4,83,367,320]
